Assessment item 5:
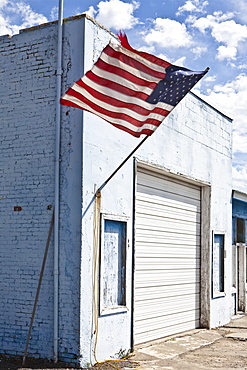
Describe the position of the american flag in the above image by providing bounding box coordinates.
[61,33,209,138]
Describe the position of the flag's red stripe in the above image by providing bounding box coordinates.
[61,90,164,129]
[104,45,166,80]
[93,59,158,88]
[61,99,82,109]
[67,84,170,117]
[118,33,171,69]
[110,123,154,137]
[81,71,152,101]
[60,96,155,137]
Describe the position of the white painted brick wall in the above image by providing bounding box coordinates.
[0,25,57,359]
[0,17,85,363]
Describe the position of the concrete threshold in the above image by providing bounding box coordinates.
[133,314,247,369]
[135,328,222,360]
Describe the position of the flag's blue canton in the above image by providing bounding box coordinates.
[146,65,206,106]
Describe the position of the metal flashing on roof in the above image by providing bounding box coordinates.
[232,190,247,203]
[19,13,117,40]
[190,91,233,122]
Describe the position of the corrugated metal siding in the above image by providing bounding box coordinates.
[134,169,201,344]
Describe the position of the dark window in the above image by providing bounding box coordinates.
[236,218,246,244]
[212,234,225,295]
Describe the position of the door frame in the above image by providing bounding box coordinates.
[131,159,212,348]
[238,244,246,312]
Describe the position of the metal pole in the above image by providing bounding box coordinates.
[96,135,149,195]
[54,0,64,363]
[92,191,101,363]
[22,210,55,366]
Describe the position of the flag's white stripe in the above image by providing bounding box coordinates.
[91,65,155,96]
[109,41,168,74]
[75,77,173,113]
[100,52,162,83]
[69,86,167,122]
[62,94,160,133]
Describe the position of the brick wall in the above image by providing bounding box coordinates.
[0,24,57,359]
[0,18,82,363]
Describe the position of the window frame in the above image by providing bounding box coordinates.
[236,217,246,244]
[212,231,226,298]
[99,213,129,316]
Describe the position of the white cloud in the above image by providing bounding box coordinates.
[195,72,247,191]
[0,14,19,35]
[233,165,247,193]
[177,0,208,15]
[143,18,193,49]
[174,56,187,66]
[0,0,8,7]
[15,2,47,28]
[232,132,247,155]
[203,75,216,83]
[191,12,234,33]
[229,0,247,24]
[88,0,140,30]
[236,63,247,69]
[191,45,207,57]
[211,20,247,47]
[50,6,58,21]
[196,73,247,154]
[213,11,236,22]
[216,45,237,61]
[85,5,97,19]
[0,0,47,36]
[191,12,247,60]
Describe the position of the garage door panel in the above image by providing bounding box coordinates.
[135,315,200,344]
[135,283,201,300]
[137,187,200,212]
[135,257,200,269]
[136,192,201,213]
[135,270,200,288]
[135,295,200,320]
[136,215,200,236]
[137,171,201,200]
[135,311,200,331]
[135,244,200,258]
[134,170,201,344]
[136,230,200,247]
[136,198,200,222]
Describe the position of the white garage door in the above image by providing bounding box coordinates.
[134,169,201,344]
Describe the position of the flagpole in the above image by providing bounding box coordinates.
[96,135,149,195]
[54,0,64,363]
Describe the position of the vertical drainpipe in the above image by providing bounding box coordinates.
[54,0,64,363]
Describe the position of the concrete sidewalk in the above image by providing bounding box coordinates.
[133,314,247,369]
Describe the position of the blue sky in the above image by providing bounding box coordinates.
[1,0,247,191]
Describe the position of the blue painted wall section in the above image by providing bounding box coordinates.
[232,198,247,243]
